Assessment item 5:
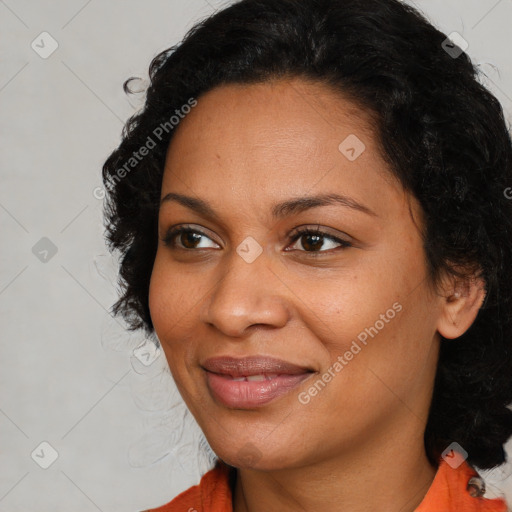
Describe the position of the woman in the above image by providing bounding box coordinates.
[101,0,512,510]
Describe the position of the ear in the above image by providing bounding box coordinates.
[436,273,486,340]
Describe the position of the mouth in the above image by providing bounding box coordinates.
[201,355,315,408]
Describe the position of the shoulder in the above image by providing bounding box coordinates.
[415,457,508,512]
[142,460,234,512]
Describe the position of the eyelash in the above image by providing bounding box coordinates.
[161,225,352,255]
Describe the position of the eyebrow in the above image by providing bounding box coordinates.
[160,192,377,219]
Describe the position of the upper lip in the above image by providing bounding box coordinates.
[202,356,313,377]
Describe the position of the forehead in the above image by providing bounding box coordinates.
[169,78,375,149]
[161,78,411,223]
[165,79,388,174]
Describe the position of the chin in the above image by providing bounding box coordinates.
[211,439,304,471]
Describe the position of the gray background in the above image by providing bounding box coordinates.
[1,0,512,510]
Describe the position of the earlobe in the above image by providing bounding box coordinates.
[436,276,486,340]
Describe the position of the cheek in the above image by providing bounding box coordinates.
[301,299,437,443]
[148,254,169,325]
[149,254,201,338]
[317,280,438,425]
[307,239,436,380]
[291,258,409,350]
[149,260,215,423]
[148,257,198,377]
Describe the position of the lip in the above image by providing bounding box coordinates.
[202,356,314,408]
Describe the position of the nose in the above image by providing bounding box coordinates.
[199,249,291,337]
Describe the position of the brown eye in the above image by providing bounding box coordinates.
[288,227,352,253]
[178,231,202,249]
[299,233,324,252]
[162,227,219,250]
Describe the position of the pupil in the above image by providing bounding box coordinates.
[303,234,322,251]
[182,232,201,248]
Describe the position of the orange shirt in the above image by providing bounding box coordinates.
[144,458,508,512]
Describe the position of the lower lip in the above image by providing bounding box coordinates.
[205,371,312,408]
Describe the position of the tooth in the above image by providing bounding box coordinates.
[232,376,246,381]
[266,374,279,380]
[246,375,266,382]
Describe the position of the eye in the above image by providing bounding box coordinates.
[287,226,352,254]
[161,226,219,250]
[161,225,352,254]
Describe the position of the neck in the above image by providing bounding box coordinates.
[232,428,437,512]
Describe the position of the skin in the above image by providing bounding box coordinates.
[148,78,485,512]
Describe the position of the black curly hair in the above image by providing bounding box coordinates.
[102,0,512,470]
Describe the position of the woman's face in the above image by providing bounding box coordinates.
[149,78,444,470]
